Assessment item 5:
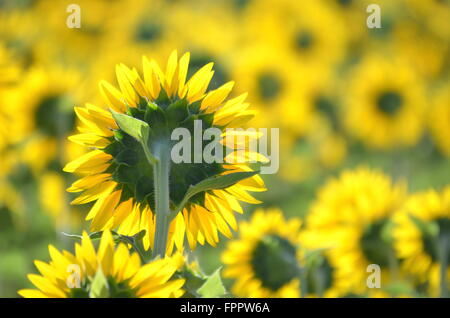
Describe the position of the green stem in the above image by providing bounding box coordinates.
[439,234,448,298]
[153,143,171,258]
[298,265,308,298]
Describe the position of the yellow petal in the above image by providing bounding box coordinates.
[67,174,111,193]
[164,50,178,97]
[18,289,48,298]
[142,56,161,100]
[68,133,110,149]
[63,150,111,173]
[99,80,126,113]
[27,274,67,298]
[90,190,122,231]
[201,81,234,112]
[70,181,117,205]
[177,52,190,98]
[97,230,115,276]
[116,64,137,107]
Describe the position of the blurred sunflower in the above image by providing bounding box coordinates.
[429,83,450,157]
[4,67,85,174]
[305,167,407,295]
[106,0,173,61]
[64,50,266,255]
[407,0,450,41]
[32,0,123,62]
[278,68,347,182]
[231,43,308,148]
[392,21,447,79]
[168,0,239,57]
[241,0,347,70]
[393,187,450,296]
[276,0,348,70]
[222,208,302,298]
[0,8,41,69]
[19,231,185,298]
[322,0,368,45]
[342,55,427,150]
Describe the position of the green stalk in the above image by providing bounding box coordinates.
[298,264,308,298]
[438,234,448,298]
[153,143,171,259]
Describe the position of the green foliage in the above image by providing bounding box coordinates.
[174,171,258,215]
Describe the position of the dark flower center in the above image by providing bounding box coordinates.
[423,218,450,264]
[35,94,75,136]
[257,72,282,102]
[376,91,403,116]
[295,31,314,51]
[135,21,162,43]
[337,0,353,7]
[251,235,299,291]
[360,219,394,267]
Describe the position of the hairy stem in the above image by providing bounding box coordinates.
[153,143,171,259]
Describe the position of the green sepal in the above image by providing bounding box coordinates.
[166,99,189,126]
[110,109,150,143]
[409,214,439,238]
[89,266,110,298]
[135,176,154,202]
[197,267,227,298]
[114,149,139,166]
[113,164,141,184]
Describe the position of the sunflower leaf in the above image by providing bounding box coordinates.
[197,267,227,298]
[173,170,258,215]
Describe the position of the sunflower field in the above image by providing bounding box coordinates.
[0,0,449,299]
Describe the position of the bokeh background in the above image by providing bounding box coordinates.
[0,0,449,297]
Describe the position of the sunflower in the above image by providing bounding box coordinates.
[305,167,406,295]
[168,0,239,57]
[4,66,85,174]
[341,55,427,150]
[230,43,312,163]
[392,187,450,296]
[240,0,347,70]
[18,230,185,298]
[64,50,266,256]
[429,83,450,157]
[31,0,123,62]
[391,21,447,79]
[407,0,450,41]
[222,208,302,298]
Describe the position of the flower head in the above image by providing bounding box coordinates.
[304,167,406,294]
[19,231,185,298]
[342,55,426,149]
[393,187,450,296]
[64,51,266,254]
[222,208,302,297]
